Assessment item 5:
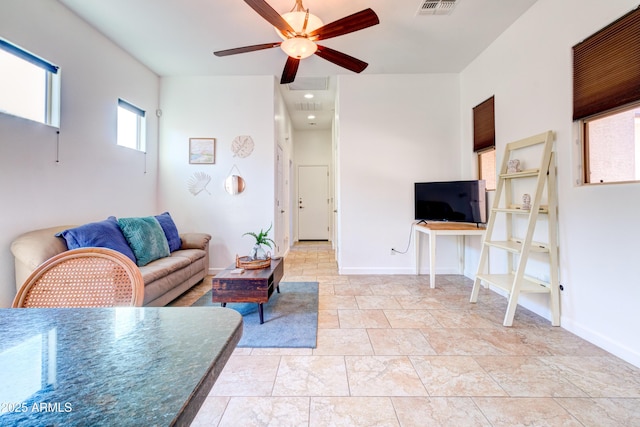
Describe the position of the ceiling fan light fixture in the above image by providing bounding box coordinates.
[214,1,380,85]
[281,37,317,59]
[276,11,324,39]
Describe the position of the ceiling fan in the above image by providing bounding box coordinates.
[214,0,379,84]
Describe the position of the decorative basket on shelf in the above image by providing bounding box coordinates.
[236,255,271,270]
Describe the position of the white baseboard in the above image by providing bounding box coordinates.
[483,285,640,368]
[416,268,462,275]
[561,318,640,368]
[339,267,416,275]
[280,247,290,259]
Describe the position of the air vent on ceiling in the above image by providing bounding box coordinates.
[287,77,329,91]
[294,102,323,111]
[417,0,458,16]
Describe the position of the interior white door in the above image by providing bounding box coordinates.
[275,145,285,255]
[298,165,329,240]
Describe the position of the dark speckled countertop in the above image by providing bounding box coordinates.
[0,307,242,426]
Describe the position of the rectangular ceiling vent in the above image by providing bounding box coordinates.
[294,102,323,111]
[287,77,328,91]
[417,0,458,16]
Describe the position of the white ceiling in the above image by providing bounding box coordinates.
[57,0,538,129]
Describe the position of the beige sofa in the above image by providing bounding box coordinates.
[11,225,211,307]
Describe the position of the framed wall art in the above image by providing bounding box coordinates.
[189,138,216,164]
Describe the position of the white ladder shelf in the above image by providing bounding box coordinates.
[470,131,560,326]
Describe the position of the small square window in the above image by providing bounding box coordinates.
[117,99,146,152]
[573,8,640,185]
[478,148,496,191]
[0,39,60,127]
[582,103,640,184]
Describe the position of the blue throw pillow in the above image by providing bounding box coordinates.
[118,216,170,267]
[56,217,137,263]
[154,212,181,252]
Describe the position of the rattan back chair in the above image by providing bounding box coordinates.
[12,247,145,308]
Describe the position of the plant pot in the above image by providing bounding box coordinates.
[250,244,269,260]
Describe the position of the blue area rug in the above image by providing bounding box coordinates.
[192,282,318,348]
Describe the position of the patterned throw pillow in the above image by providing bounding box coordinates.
[56,217,137,263]
[117,216,170,266]
[154,212,181,252]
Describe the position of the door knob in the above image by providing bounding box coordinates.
[280,209,285,213]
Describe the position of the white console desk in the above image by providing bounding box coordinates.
[414,222,486,288]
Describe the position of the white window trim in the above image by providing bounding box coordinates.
[0,38,61,128]
[117,98,146,152]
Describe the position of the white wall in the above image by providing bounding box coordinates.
[460,0,640,366]
[0,0,159,307]
[293,129,333,243]
[294,129,333,165]
[158,76,280,271]
[337,74,468,274]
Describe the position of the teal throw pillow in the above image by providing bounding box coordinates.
[117,216,170,266]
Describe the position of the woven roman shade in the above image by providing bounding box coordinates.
[573,6,640,121]
[473,96,495,152]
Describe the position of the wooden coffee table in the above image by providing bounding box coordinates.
[211,258,283,324]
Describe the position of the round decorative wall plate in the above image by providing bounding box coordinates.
[231,135,254,158]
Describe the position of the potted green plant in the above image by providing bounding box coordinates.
[243,224,275,260]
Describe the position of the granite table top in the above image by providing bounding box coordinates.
[0,307,242,426]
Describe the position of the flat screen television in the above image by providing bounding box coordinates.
[414,180,487,224]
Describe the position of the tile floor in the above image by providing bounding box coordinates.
[174,242,640,426]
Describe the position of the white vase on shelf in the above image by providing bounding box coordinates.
[507,159,521,173]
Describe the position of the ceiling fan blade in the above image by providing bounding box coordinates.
[308,8,379,41]
[244,0,296,36]
[315,45,368,73]
[280,56,300,84]
[214,42,281,57]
